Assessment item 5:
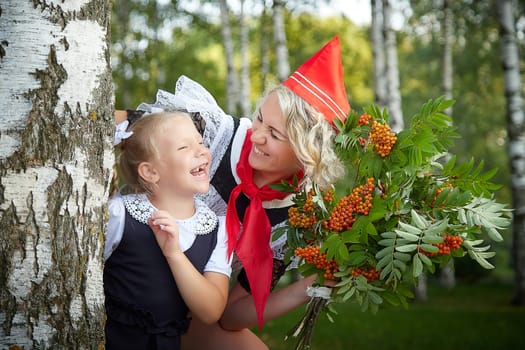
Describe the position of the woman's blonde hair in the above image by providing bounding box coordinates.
[255,85,345,189]
[118,111,191,195]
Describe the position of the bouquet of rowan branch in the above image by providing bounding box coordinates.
[272,97,512,350]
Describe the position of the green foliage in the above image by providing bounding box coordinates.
[403,0,512,204]
[280,98,511,349]
[111,2,374,114]
[256,282,525,350]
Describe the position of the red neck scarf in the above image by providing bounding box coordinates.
[226,129,303,329]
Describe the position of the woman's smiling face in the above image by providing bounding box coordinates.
[249,91,301,187]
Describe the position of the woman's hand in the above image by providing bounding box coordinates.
[148,210,181,259]
[115,110,128,124]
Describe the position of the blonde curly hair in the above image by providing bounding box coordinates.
[255,85,346,189]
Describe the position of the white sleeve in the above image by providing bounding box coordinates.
[104,195,126,261]
[204,216,232,277]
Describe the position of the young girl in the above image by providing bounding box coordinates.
[104,111,231,350]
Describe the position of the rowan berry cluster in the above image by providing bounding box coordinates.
[323,178,375,232]
[295,246,339,280]
[370,120,397,157]
[290,189,316,227]
[288,188,336,228]
[351,267,380,282]
[419,234,463,257]
[358,113,372,126]
[323,188,335,202]
[288,207,317,228]
[431,183,454,207]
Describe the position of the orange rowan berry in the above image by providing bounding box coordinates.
[358,113,372,126]
[351,267,380,282]
[431,183,454,207]
[323,178,375,231]
[288,207,317,228]
[370,121,397,157]
[419,235,463,257]
[295,246,339,280]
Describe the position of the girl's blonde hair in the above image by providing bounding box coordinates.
[255,85,345,189]
[118,111,191,195]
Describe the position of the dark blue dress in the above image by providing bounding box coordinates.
[103,208,218,350]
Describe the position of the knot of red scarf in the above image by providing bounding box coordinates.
[225,129,303,329]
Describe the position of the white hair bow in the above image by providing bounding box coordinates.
[136,75,235,179]
[114,120,133,145]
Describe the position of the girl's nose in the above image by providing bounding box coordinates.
[197,144,209,157]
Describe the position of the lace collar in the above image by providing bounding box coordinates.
[122,193,218,235]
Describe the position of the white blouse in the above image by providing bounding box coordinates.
[104,193,232,277]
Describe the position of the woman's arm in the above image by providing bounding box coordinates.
[219,275,317,330]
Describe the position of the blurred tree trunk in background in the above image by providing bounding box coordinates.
[0,0,113,348]
[383,0,404,132]
[441,0,453,114]
[371,0,388,108]
[440,0,456,290]
[114,0,133,108]
[273,0,290,81]
[240,0,252,117]
[260,1,272,90]
[219,0,240,114]
[497,0,525,306]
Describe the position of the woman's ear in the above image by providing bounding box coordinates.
[138,162,160,185]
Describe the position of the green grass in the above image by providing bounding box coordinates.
[254,281,525,350]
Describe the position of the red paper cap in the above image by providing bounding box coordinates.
[283,36,350,124]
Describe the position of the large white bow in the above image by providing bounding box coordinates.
[137,75,236,179]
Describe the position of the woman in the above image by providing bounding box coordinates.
[114,36,350,349]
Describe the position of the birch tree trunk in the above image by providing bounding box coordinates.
[371,0,388,107]
[0,1,113,348]
[260,0,271,91]
[439,0,456,289]
[383,0,404,132]
[240,0,251,117]
[497,0,525,306]
[219,0,240,114]
[441,0,453,113]
[114,0,132,108]
[273,0,290,81]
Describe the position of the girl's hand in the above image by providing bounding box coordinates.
[148,211,181,259]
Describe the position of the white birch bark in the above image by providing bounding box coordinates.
[273,0,290,81]
[497,0,525,305]
[240,0,252,117]
[219,0,240,114]
[371,0,388,107]
[0,0,113,348]
[441,0,453,113]
[439,0,456,289]
[383,0,404,132]
[260,1,271,90]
